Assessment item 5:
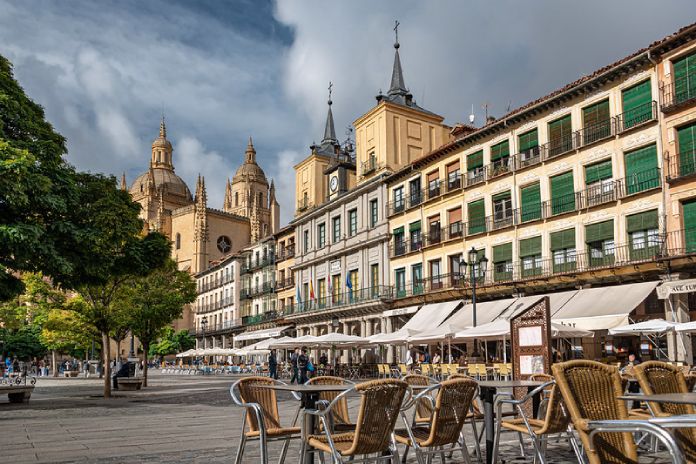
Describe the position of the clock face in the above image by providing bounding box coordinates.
[330,175,338,192]
[217,236,231,253]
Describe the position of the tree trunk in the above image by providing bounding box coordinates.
[102,331,111,399]
[142,342,149,388]
[52,350,58,377]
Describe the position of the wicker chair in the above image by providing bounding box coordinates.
[552,360,684,464]
[492,380,583,464]
[300,379,409,463]
[306,376,356,432]
[394,378,478,464]
[634,361,696,462]
[230,376,302,464]
[403,374,437,425]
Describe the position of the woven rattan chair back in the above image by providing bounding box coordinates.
[686,373,696,392]
[236,376,282,433]
[403,374,433,422]
[552,360,637,464]
[307,376,352,425]
[537,383,571,435]
[345,379,408,456]
[423,378,478,447]
[634,361,696,462]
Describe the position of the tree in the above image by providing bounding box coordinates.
[149,328,195,357]
[117,260,196,386]
[41,296,98,373]
[0,325,45,361]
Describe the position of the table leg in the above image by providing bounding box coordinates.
[302,393,319,464]
[482,386,496,464]
[530,386,540,419]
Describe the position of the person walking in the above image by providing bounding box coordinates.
[268,349,278,380]
[289,348,299,384]
[298,347,309,384]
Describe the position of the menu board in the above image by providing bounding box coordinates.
[511,296,552,381]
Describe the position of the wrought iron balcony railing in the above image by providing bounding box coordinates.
[661,76,696,113]
[665,148,696,182]
[280,285,393,317]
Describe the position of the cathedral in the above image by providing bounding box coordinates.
[124,118,280,276]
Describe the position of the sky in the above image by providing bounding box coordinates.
[0,0,692,225]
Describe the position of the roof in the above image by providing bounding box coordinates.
[130,167,192,200]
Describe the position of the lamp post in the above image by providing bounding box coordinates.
[331,315,340,367]
[201,316,208,350]
[461,247,488,357]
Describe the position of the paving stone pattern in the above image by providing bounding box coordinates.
[0,372,671,463]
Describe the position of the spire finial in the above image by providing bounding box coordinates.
[394,20,400,49]
[159,115,166,138]
[327,81,333,106]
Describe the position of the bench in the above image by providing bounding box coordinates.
[117,378,143,391]
[1,377,36,403]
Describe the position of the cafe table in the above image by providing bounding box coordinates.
[478,380,544,464]
[619,392,696,406]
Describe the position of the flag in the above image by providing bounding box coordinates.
[328,278,333,304]
[296,284,302,305]
[346,273,352,290]
[309,279,315,301]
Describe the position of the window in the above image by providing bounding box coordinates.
[548,114,573,157]
[447,161,461,190]
[621,80,653,130]
[348,270,358,300]
[332,216,341,242]
[550,228,576,273]
[584,160,614,205]
[370,199,379,227]
[492,191,513,228]
[393,226,405,256]
[449,255,463,286]
[490,139,511,176]
[409,221,422,251]
[581,99,611,145]
[317,223,326,248]
[427,171,440,199]
[585,220,615,267]
[258,192,263,206]
[428,215,441,245]
[348,209,358,236]
[518,129,540,166]
[175,233,181,250]
[520,236,543,278]
[624,143,659,194]
[550,171,575,215]
[467,150,485,184]
[303,282,309,306]
[520,183,542,222]
[370,264,379,296]
[235,192,239,206]
[467,199,486,235]
[683,199,696,253]
[317,279,326,307]
[429,259,442,289]
[409,177,422,207]
[627,210,660,260]
[331,274,341,304]
[677,122,696,177]
[673,51,696,105]
[411,264,423,295]
[393,187,404,213]
[395,268,406,298]
[492,242,513,282]
[448,207,463,238]
[303,230,309,252]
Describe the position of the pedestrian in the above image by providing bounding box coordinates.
[432,351,441,364]
[423,350,431,364]
[298,347,309,384]
[268,349,278,380]
[289,348,299,384]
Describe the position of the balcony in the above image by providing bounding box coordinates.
[297,197,312,212]
[446,174,463,193]
[664,227,696,257]
[576,118,614,148]
[242,311,279,326]
[616,101,657,133]
[276,245,296,262]
[361,156,379,176]
[465,168,486,187]
[276,277,295,290]
[665,149,696,183]
[407,191,423,209]
[661,76,696,113]
[427,182,441,200]
[517,146,543,169]
[543,133,576,159]
[390,238,423,257]
[283,285,393,317]
[488,157,514,179]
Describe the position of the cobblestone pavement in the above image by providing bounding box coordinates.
[0,372,672,463]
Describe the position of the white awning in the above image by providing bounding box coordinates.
[552,282,659,331]
[499,291,578,321]
[370,300,463,344]
[609,319,678,335]
[269,334,320,348]
[453,320,594,340]
[382,305,420,317]
[657,279,696,299]
[235,325,293,342]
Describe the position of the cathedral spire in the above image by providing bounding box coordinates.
[388,20,407,97]
[151,116,174,170]
[245,136,256,164]
[159,115,167,138]
[313,82,339,156]
[223,178,232,211]
[120,172,127,191]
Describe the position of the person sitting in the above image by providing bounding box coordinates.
[112,360,132,390]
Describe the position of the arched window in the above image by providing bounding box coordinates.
[175,233,181,250]
[258,192,263,206]
[235,192,238,206]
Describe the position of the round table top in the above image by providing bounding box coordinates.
[619,392,696,405]
[478,380,544,389]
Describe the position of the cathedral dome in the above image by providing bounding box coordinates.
[232,137,268,185]
[130,167,193,200]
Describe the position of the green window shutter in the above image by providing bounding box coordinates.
[626,210,659,233]
[550,171,575,214]
[393,226,404,236]
[585,160,613,185]
[520,183,541,222]
[519,236,542,257]
[493,243,512,262]
[492,190,511,202]
[548,115,572,156]
[409,221,421,232]
[518,129,538,152]
[677,123,696,177]
[467,199,486,234]
[490,140,510,161]
[550,228,576,250]
[624,143,659,194]
[583,99,610,127]
[621,80,652,129]
[467,150,483,170]
[673,52,696,104]
[684,199,696,253]
[585,220,614,243]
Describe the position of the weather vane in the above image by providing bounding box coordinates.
[328,81,333,103]
[394,20,400,46]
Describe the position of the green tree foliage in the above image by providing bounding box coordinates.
[117,260,196,386]
[0,325,45,361]
[150,328,196,357]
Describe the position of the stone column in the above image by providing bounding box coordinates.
[667,293,693,363]
[385,317,394,363]
[342,322,350,363]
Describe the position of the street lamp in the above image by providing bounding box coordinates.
[460,247,488,357]
[201,316,208,349]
